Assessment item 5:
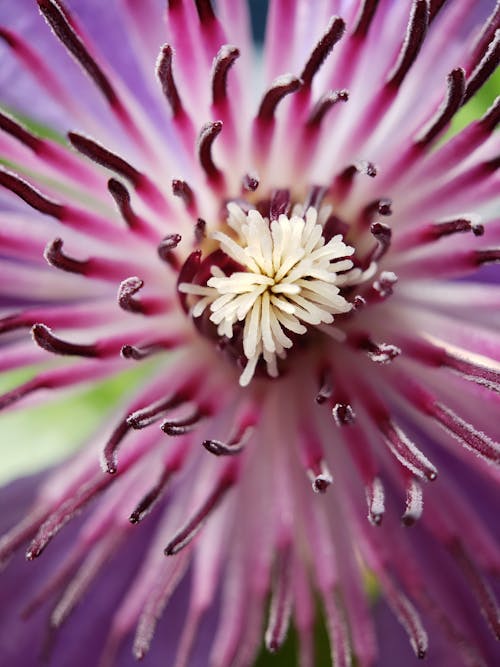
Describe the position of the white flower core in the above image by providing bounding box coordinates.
[180,203,358,386]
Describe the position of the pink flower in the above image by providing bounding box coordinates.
[0,1,499,665]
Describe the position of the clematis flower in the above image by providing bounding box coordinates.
[0,0,499,665]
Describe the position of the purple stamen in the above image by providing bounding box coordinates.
[300,16,346,87]
[256,75,302,123]
[465,28,500,103]
[386,0,429,89]
[415,68,466,146]
[332,403,356,427]
[161,409,206,436]
[212,45,240,106]
[129,468,174,524]
[197,121,225,187]
[306,89,349,129]
[164,462,238,555]
[265,546,293,652]
[269,189,290,221]
[351,0,380,39]
[401,480,423,526]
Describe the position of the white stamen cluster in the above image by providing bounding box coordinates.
[180,203,358,386]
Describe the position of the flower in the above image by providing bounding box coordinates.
[0,0,499,666]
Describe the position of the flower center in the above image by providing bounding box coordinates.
[180,203,362,385]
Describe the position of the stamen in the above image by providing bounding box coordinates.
[382,580,428,659]
[212,45,240,106]
[334,160,377,197]
[359,199,393,228]
[161,409,206,436]
[177,251,202,313]
[402,479,423,526]
[0,167,61,217]
[197,121,225,187]
[129,468,173,524]
[32,324,108,358]
[368,221,392,263]
[172,179,197,214]
[351,0,380,39]
[44,238,88,275]
[415,68,466,146]
[381,420,437,482]
[0,109,97,184]
[164,461,239,555]
[107,179,157,240]
[118,277,145,314]
[315,366,333,404]
[156,44,185,118]
[195,218,207,242]
[357,336,401,364]
[306,89,349,128]
[44,238,133,281]
[102,420,131,474]
[157,233,182,267]
[25,473,115,559]
[203,414,254,456]
[464,29,500,104]
[256,75,302,123]
[37,0,144,148]
[386,0,429,89]
[69,133,140,188]
[121,341,176,360]
[194,0,215,22]
[269,189,290,221]
[242,173,259,192]
[371,271,398,300]
[300,17,346,87]
[127,392,191,430]
[265,547,293,652]
[37,0,116,104]
[450,540,500,640]
[366,477,385,525]
[332,403,356,426]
